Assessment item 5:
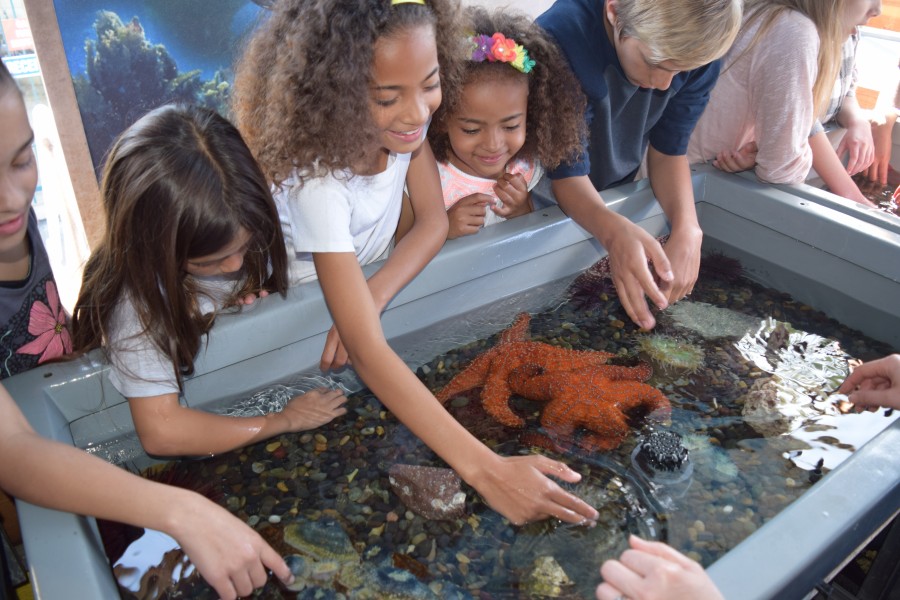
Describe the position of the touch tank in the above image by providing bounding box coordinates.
[5,167,900,599]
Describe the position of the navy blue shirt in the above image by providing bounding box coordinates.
[537,0,721,190]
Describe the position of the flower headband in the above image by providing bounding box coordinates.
[468,33,536,74]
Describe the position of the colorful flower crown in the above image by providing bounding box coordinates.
[468,33,536,74]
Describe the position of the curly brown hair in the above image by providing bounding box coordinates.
[429,6,587,171]
[233,0,466,187]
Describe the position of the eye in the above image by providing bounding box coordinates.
[375,97,398,107]
[461,128,480,135]
[424,81,441,92]
[13,147,35,170]
[503,124,522,132]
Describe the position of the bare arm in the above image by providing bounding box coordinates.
[0,385,292,600]
[809,131,873,206]
[129,389,346,457]
[550,175,671,330]
[646,147,703,303]
[367,142,448,311]
[313,251,599,525]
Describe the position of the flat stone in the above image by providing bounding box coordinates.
[388,464,466,521]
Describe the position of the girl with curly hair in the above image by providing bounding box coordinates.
[71,104,347,458]
[233,0,598,527]
[427,6,587,239]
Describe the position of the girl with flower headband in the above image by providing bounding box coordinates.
[233,0,598,526]
[426,6,587,239]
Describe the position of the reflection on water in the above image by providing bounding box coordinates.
[102,251,897,599]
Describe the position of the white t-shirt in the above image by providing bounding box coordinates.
[276,151,411,285]
[107,275,240,398]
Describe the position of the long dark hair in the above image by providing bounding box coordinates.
[72,104,289,389]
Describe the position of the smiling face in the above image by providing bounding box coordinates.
[0,85,37,265]
[604,0,685,90]
[370,24,442,157]
[183,227,251,278]
[843,0,882,37]
[447,75,528,180]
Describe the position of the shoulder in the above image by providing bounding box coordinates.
[761,9,819,45]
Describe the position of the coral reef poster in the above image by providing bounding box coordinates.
[54,1,269,174]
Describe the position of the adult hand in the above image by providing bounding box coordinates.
[173,495,294,600]
[712,141,758,173]
[280,387,347,431]
[658,225,702,305]
[602,213,671,330]
[473,454,599,526]
[837,119,875,176]
[447,193,490,239]
[493,172,533,219]
[838,354,900,410]
[596,535,723,600]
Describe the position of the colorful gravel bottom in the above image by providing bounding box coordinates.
[105,251,897,599]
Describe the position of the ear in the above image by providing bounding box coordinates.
[605,0,619,30]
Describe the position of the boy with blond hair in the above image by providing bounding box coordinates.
[537,0,742,330]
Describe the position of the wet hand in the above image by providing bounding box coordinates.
[596,535,723,600]
[447,193,490,239]
[838,354,900,411]
[657,226,702,305]
[475,454,598,526]
[281,387,348,431]
[174,496,294,600]
[492,173,532,219]
[601,215,671,330]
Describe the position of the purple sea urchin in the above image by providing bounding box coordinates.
[635,335,705,374]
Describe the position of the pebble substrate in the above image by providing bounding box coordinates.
[111,252,896,599]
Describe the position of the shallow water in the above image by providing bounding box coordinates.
[101,252,898,599]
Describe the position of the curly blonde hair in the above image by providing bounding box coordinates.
[429,6,587,171]
[233,0,466,187]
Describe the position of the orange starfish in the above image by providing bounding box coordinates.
[509,364,671,453]
[435,313,650,427]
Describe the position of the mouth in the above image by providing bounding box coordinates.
[387,127,423,143]
[0,213,26,236]
[477,153,506,166]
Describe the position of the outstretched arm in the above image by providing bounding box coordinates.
[314,251,599,525]
[128,389,346,457]
[0,384,292,600]
[551,175,672,330]
[809,131,874,206]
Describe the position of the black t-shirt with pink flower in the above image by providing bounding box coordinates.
[0,209,71,379]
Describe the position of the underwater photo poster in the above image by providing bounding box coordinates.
[53,0,271,173]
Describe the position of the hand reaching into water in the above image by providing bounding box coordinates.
[321,324,352,371]
[596,536,723,600]
[838,354,900,411]
[471,454,599,526]
[280,387,348,431]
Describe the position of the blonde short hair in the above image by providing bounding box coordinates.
[614,0,744,68]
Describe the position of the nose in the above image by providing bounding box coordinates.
[484,127,503,152]
[221,252,244,274]
[401,93,430,127]
[651,68,676,91]
[872,1,882,18]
